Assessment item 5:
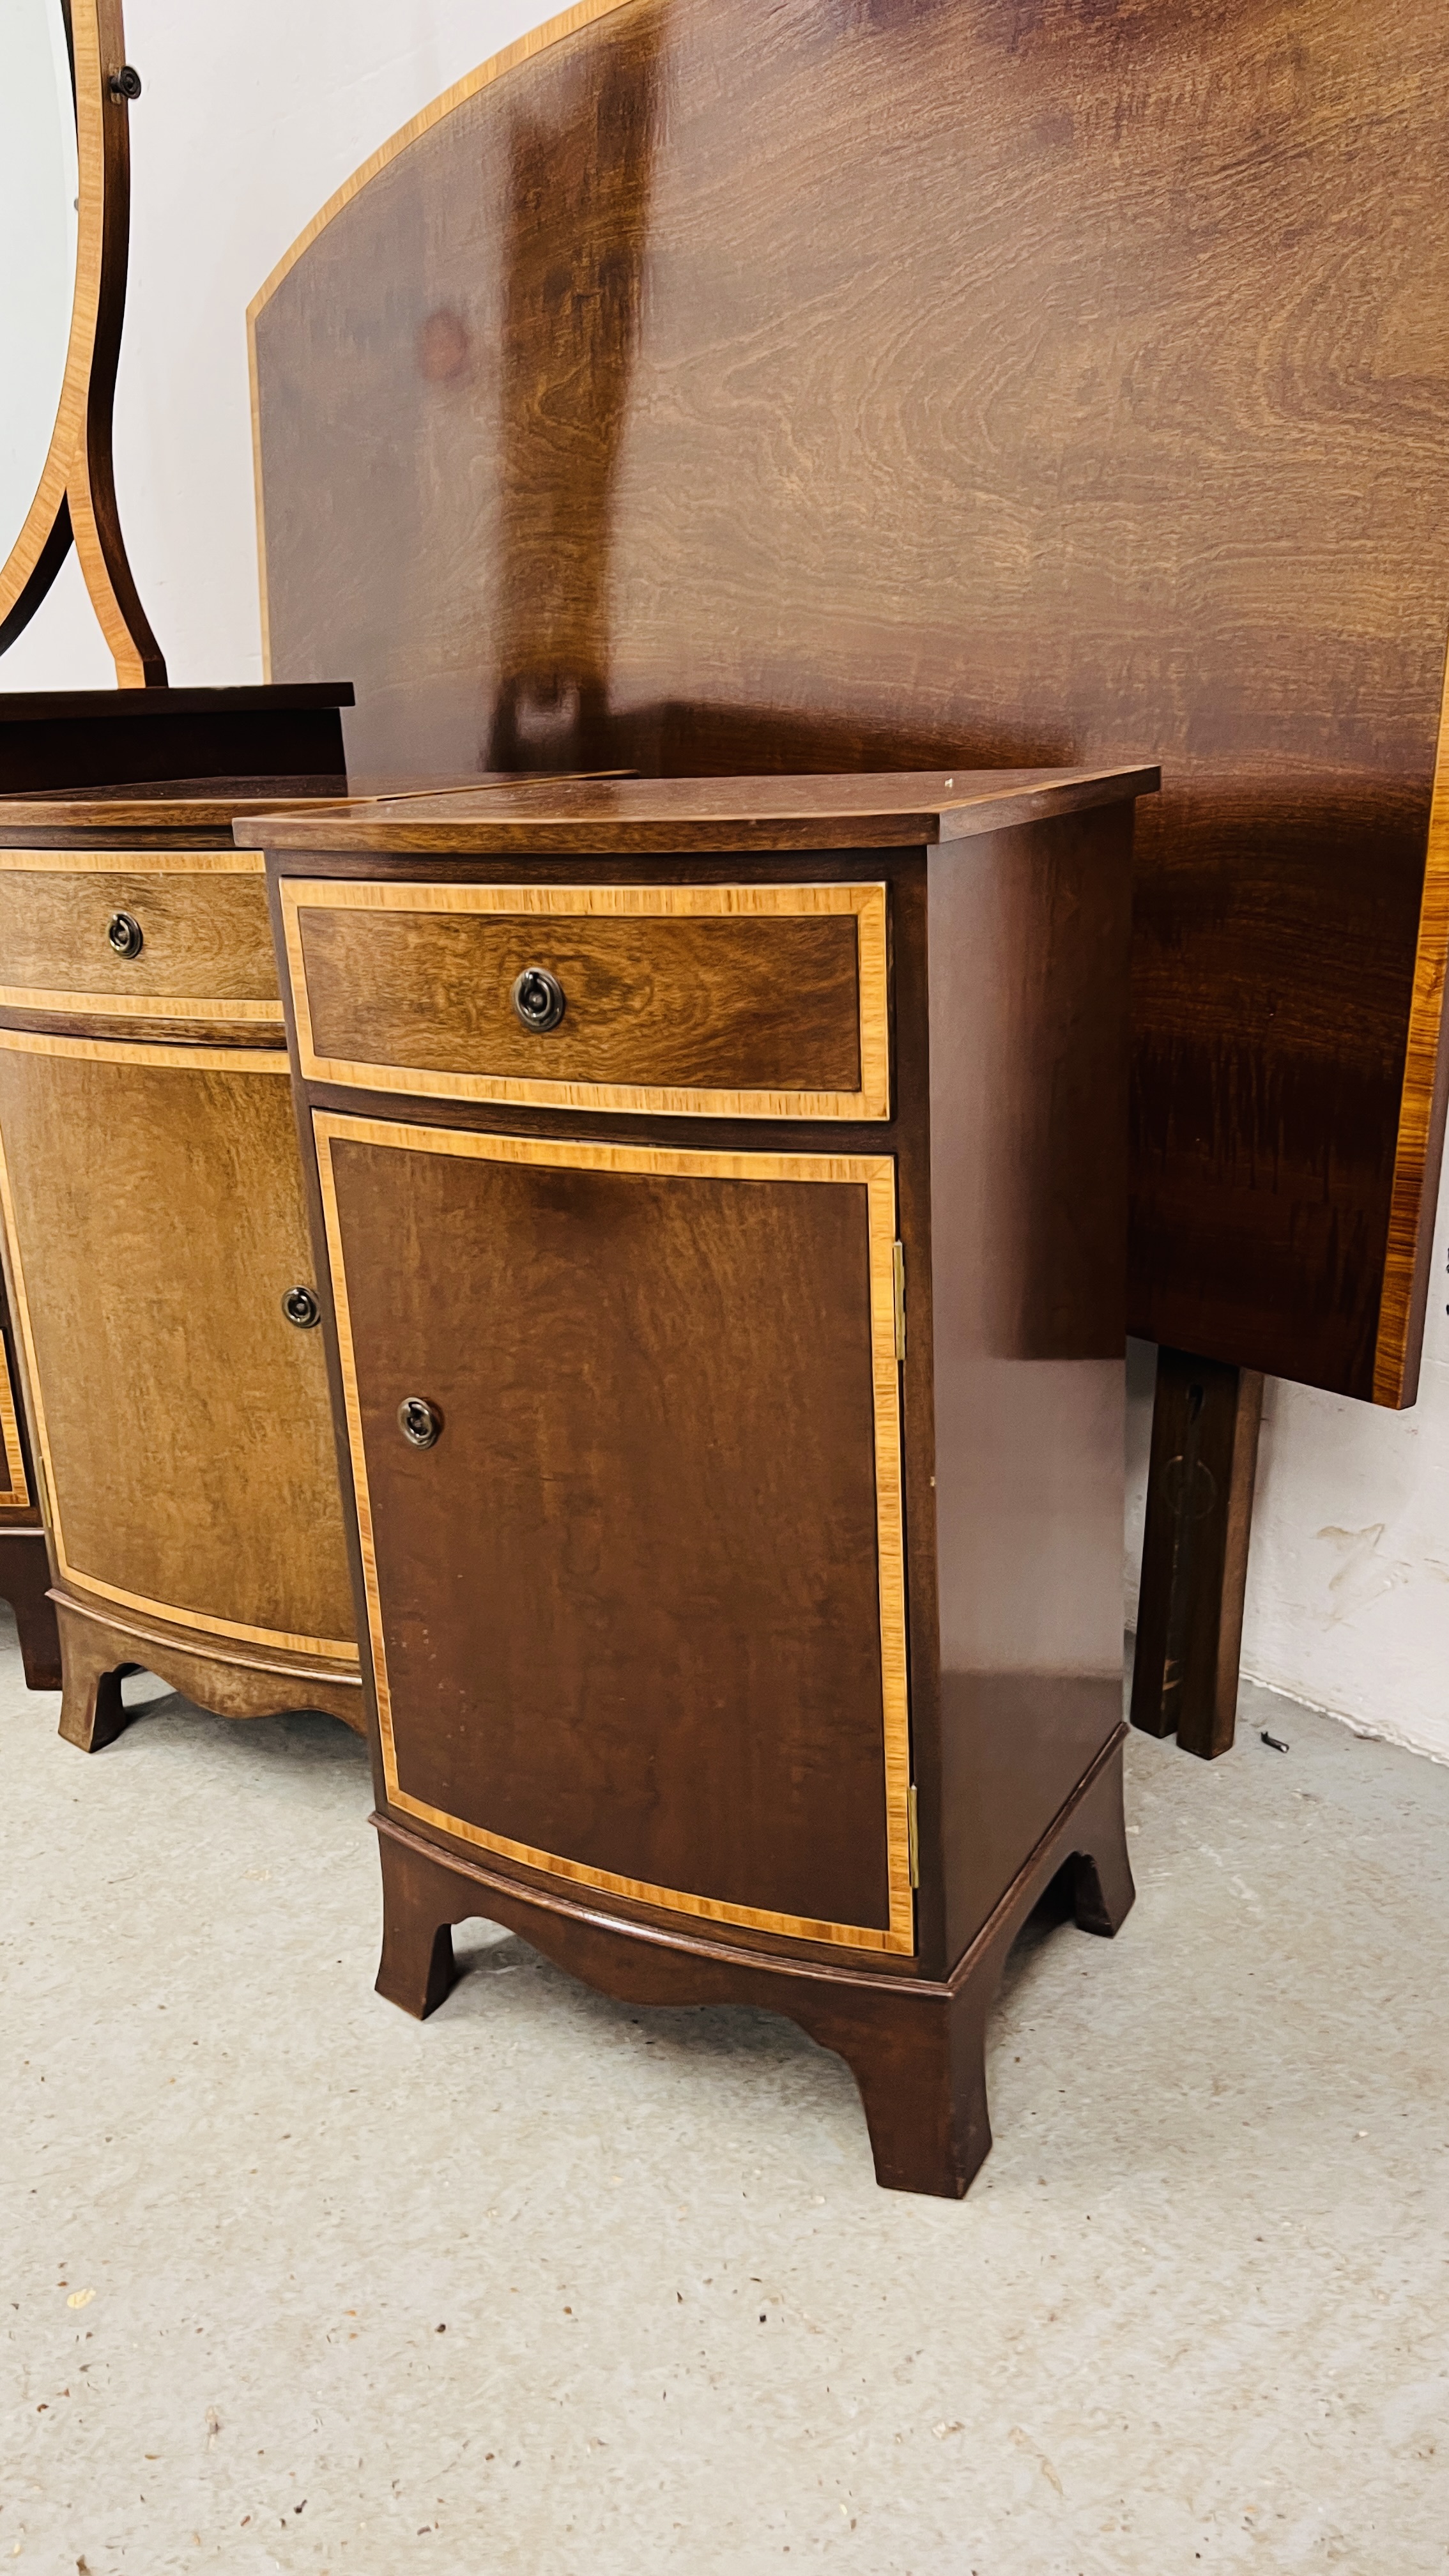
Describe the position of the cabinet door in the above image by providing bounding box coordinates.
[319,1115,913,1955]
[0,1035,356,1657]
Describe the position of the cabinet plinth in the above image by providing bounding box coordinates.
[0,770,361,1741]
[248,765,1156,2195]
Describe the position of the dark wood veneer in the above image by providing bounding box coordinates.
[0,687,351,797]
[332,1136,892,1931]
[250,0,1449,1407]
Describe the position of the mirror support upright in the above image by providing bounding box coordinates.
[0,0,165,684]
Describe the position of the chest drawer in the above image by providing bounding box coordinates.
[0,854,281,1027]
[280,880,890,1118]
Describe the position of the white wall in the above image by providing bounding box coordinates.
[7,0,1449,1762]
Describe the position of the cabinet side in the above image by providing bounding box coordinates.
[928,803,1133,1968]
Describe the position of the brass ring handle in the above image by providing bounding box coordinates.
[282,1285,322,1330]
[511,966,565,1032]
[107,910,144,958]
[398,1396,443,1450]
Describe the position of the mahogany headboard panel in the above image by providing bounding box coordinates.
[250,0,1449,1406]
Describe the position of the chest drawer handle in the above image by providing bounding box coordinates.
[398,1396,443,1450]
[282,1285,322,1330]
[107,910,144,958]
[511,965,565,1032]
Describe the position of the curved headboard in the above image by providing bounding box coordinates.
[250,0,1449,1406]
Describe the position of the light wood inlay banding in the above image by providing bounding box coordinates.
[314,1111,912,1952]
[0,852,268,874]
[0,1334,31,1510]
[1375,659,1449,1406]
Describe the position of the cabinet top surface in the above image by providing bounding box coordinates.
[236,765,1158,857]
[0,778,349,839]
[0,769,611,841]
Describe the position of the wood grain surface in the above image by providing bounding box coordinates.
[314,1110,912,1952]
[0,1037,356,1660]
[286,875,887,1117]
[252,0,1449,1401]
[925,804,1132,1957]
[243,767,1154,854]
[0,858,280,1012]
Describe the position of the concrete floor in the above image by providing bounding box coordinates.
[4,1617,1449,2574]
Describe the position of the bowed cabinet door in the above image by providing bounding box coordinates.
[0,1035,356,1659]
[317,1115,914,1957]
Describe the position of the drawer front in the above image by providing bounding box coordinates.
[316,1112,912,1951]
[0,852,281,1025]
[280,880,890,1118]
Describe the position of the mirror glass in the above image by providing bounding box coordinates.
[0,0,79,571]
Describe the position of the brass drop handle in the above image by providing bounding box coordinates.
[398,1396,443,1450]
[107,910,144,958]
[511,965,565,1032]
[282,1285,322,1330]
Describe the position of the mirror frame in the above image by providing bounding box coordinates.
[0,0,164,684]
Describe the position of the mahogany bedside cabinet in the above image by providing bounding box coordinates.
[0,780,365,1749]
[245,766,1158,2198]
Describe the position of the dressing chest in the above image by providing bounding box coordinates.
[0,779,363,1745]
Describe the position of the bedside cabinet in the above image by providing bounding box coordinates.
[247,767,1157,2196]
[0,786,364,1748]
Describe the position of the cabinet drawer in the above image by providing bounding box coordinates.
[0,853,281,1028]
[280,880,890,1118]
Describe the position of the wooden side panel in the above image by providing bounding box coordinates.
[928,807,1131,1964]
[0,1039,356,1657]
[253,0,1449,1402]
[319,1117,912,1951]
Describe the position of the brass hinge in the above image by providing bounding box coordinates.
[907,1783,920,1889]
[893,1240,907,1363]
